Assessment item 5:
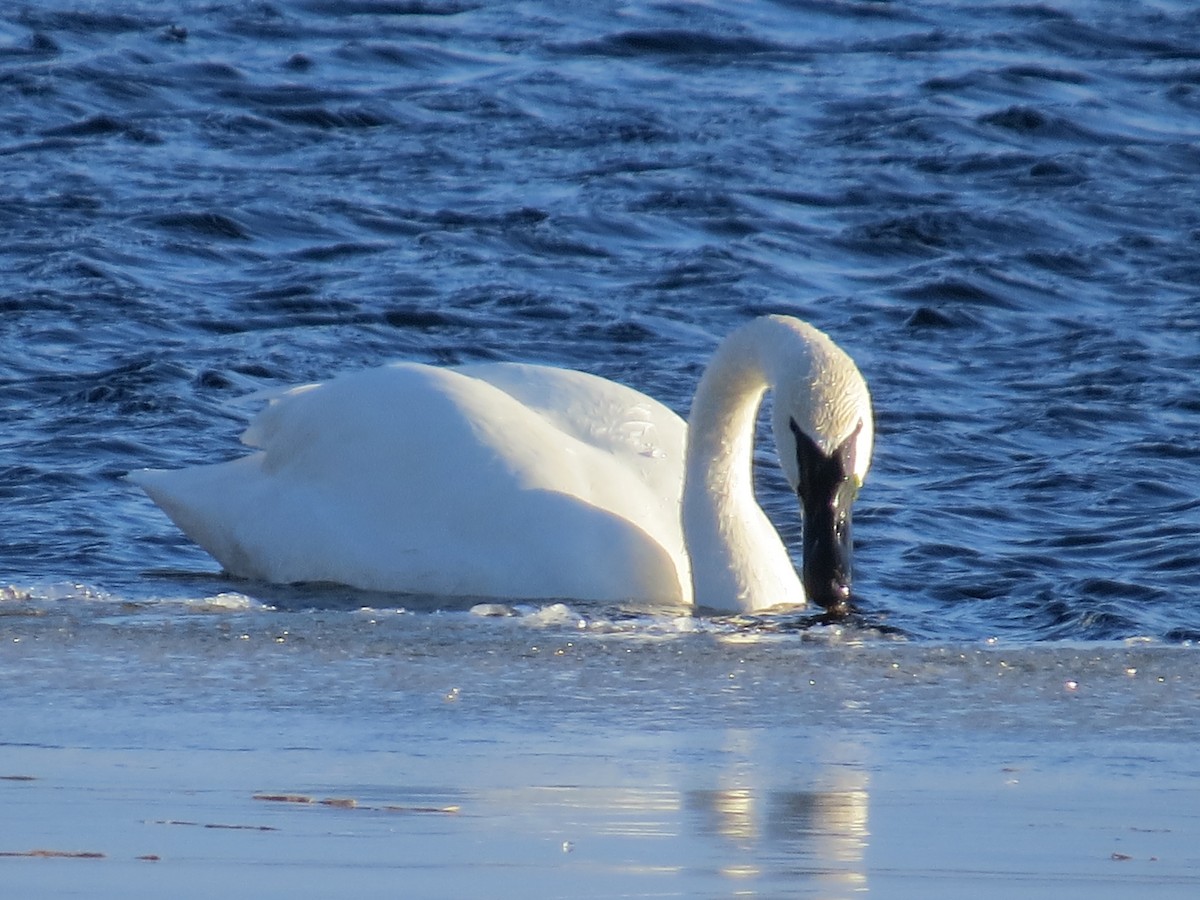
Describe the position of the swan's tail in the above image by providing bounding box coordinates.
[126,463,262,578]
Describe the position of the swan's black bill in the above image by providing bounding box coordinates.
[790,418,862,615]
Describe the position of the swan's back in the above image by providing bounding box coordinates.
[131,362,691,604]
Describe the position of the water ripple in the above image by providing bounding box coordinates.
[2,0,1199,642]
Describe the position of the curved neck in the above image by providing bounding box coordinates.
[682,322,805,612]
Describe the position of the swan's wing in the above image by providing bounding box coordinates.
[134,362,690,603]
[455,362,688,505]
[455,362,690,586]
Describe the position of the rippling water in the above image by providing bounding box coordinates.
[4,0,1198,641]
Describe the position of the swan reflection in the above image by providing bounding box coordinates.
[473,734,870,896]
[686,782,869,893]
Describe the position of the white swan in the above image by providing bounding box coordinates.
[129,315,873,613]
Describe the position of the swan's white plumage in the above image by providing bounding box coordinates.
[132,361,692,604]
[680,316,872,610]
[130,315,872,612]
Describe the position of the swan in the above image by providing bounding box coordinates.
[129,315,873,613]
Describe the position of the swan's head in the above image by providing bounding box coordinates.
[768,319,874,612]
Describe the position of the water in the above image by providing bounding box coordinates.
[2,1,1200,895]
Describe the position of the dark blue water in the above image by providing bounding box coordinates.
[3,0,1200,643]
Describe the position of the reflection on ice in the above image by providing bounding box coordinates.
[689,787,870,890]
[690,785,869,856]
[463,780,870,896]
[685,732,870,894]
[457,729,872,897]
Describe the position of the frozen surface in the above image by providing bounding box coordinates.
[2,592,1198,897]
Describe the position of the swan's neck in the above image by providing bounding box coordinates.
[682,322,806,612]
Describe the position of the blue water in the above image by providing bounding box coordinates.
[4,0,1199,642]
[2,2,1200,894]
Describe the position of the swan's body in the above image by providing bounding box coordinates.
[130,316,873,613]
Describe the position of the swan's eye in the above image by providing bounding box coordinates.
[834,419,865,497]
[788,417,863,500]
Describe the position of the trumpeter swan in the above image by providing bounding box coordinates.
[130,315,873,613]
